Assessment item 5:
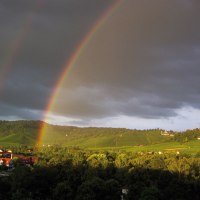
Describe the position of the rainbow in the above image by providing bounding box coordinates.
[37,0,124,146]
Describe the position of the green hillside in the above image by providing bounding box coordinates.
[0,120,39,145]
[0,121,200,154]
[110,140,200,155]
[41,124,174,147]
[0,120,172,147]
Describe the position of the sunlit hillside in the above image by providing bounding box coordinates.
[0,121,200,153]
[0,120,171,147]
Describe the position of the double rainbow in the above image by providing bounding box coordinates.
[37,0,124,146]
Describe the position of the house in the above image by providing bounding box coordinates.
[161,130,174,137]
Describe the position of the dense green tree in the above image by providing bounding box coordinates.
[1,145,200,199]
[76,177,106,200]
[105,179,121,200]
[139,186,162,200]
[53,181,73,200]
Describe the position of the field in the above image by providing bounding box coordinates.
[92,140,200,155]
[0,120,200,155]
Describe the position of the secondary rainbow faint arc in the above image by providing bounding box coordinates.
[37,0,124,146]
[0,0,45,92]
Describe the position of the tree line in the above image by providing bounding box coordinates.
[1,146,200,199]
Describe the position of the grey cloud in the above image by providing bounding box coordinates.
[51,0,200,120]
[0,0,114,119]
[0,102,43,120]
[1,0,200,127]
[0,79,49,110]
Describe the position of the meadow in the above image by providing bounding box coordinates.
[0,120,200,155]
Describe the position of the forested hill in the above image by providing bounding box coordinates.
[0,120,200,147]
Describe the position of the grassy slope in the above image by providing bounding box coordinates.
[42,126,171,147]
[0,120,199,155]
[0,120,38,146]
[0,133,35,145]
[92,140,200,155]
[0,121,171,147]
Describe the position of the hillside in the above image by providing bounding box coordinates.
[0,121,200,151]
[42,125,172,147]
[0,120,174,147]
[0,120,39,145]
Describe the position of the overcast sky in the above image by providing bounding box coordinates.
[1,0,200,131]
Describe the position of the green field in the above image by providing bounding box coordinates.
[0,120,200,155]
[88,140,200,155]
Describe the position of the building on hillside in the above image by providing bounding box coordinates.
[161,130,174,137]
[0,150,13,167]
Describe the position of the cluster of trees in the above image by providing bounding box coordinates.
[174,128,200,143]
[0,120,40,134]
[1,146,200,199]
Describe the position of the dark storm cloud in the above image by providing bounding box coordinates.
[0,0,115,73]
[1,0,200,125]
[51,0,200,121]
[0,102,42,120]
[0,0,115,119]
